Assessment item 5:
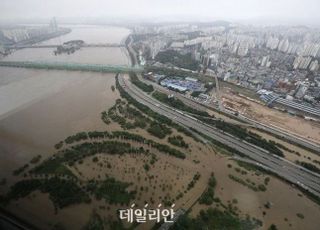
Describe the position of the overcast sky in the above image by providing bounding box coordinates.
[1,0,320,25]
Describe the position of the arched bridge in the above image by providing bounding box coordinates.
[0,61,143,73]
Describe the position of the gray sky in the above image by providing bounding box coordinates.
[1,0,320,25]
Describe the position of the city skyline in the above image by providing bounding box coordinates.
[1,2,320,229]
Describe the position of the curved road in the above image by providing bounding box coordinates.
[136,74,320,154]
[119,74,320,198]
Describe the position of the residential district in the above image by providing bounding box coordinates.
[131,22,320,119]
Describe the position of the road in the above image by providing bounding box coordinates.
[126,35,138,66]
[158,209,185,230]
[119,74,320,198]
[237,113,320,154]
[214,75,224,111]
[136,74,320,154]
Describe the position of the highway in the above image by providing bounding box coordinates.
[237,113,320,154]
[136,74,320,154]
[214,75,224,111]
[127,30,320,155]
[213,75,320,154]
[118,74,320,198]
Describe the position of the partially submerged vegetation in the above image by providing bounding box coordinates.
[30,158,75,177]
[5,178,91,210]
[235,160,320,206]
[3,73,319,230]
[3,176,136,211]
[92,177,136,205]
[171,208,262,230]
[107,100,150,130]
[168,135,189,148]
[152,91,210,117]
[186,172,201,191]
[84,211,104,230]
[30,155,42,164]
[129,72,154,93]
[228,174,267,192]
[149,88,283,158]
[59,130,186,160]
[12,164,29,176]
[296,161,320,174]
[195,116,284,157]
[147,121,172,139]
[199,173,217,205]
[115,74,200,142]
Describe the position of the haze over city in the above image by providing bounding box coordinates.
[1,1,320,230]
[1,0,320,26]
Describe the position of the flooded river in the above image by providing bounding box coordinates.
[0,25,130,182]
[2,25,130,65]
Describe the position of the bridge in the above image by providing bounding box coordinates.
[0,61,143,73]
[6,43,124,49]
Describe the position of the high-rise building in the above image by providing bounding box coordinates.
[293,56,312,69]
[295,82,309,99]
[278,39,290,53]
[261,56,271,67]
[49,17,58,32]
[300,43,320,57]
[237,42,249,56]
[266,36,279,50]
[309,60,319,72]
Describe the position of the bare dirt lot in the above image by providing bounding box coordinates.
[221,88,320,144]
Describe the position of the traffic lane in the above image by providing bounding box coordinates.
[239,115,320,153]
[120,75,320,196]
[136,74,320,152]
[123,75,320,184]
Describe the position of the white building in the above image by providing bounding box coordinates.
[278,39,290,53]
[266,36,279,50]
[293,56,312,70]
[237,42,249,56]
[309,60,319,72]
[295,82,309,99]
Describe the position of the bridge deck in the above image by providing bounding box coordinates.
[0,61,143,73]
